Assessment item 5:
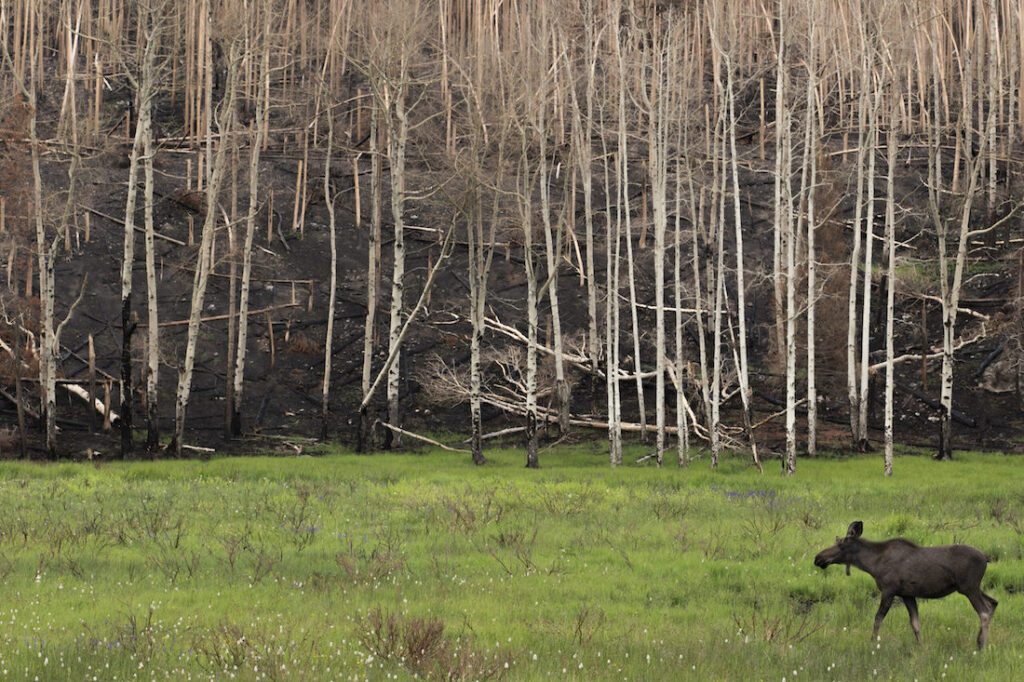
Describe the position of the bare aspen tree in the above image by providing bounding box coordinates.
[353,0,429,448]
[783,109,797,476]
[384,69,409,447]
[771,0,788,363]
[119,0,164,458]
[986,0,998,219]
[645,28,669,465]
[465,182,493,465]
[462,74,508,465]
[884,82,898,476]
[142,65,160,453]
[615,25,647,442]
[688,176,712,452]
[521,131,540,469]
[574,0,600,409]
[320,110,337,440]
[603,138,623,466]
[358,102,382,451]
[931,77,992,460]
[465,185,487,464]
[711,122,726,469]
[6,2,65,458]
[847,17,871,448]
[172,34,239,457]
[724,47,761,471]
[536,69,570,438]
[798,15,817,458]
[118,92,142,457]
[31,45,59,457]
[673,161,689,467]
[858,79,881,449]
[231,8,269,439]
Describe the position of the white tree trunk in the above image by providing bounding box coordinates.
[711,143,725,469]
[725,54,761,471]
[884,95,897,476]
[649,42,668,466]
[604,144,622,466]
[320,115,337,439]
[523,149,540,469]
[173,37,237,456]
[784,113,797,476]
[800,20,818,459]
[30,77,58,457]
[538,105,569,437]
[386,82,409,447]
[359,107,383,450]
[143,96,159,453]
[580,1,600,412]
[784,130,797,476]
[231,33,267,438]
[119,86,144,459]
[858,84,881,445]
[847,27,870,448]
[674,161,690,466]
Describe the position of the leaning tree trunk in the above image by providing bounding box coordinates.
[119,88,144,460]
[320,114,337,440]
[230,36,267,439]
[172,37,237,457]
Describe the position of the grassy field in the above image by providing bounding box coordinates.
[0,443,1020,680]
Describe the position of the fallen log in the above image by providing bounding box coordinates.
[373,421,471,454]
[892,381,977,428]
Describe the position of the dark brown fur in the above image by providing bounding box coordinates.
[814,521,998,648]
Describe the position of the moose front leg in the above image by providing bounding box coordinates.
[903,597,921,643]
[872,593,895,641]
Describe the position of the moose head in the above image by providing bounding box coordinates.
[814,520,864,575]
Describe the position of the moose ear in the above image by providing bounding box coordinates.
[847,521,863,539]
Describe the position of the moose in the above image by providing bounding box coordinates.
[814,521,997,648]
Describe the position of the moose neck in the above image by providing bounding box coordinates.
[848,538,887,575]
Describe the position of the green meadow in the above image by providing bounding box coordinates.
[0,445,1020,680]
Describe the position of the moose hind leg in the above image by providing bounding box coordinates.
[903,597,921,643]
[984,592,998,615]
[873,593,895,641]
[965,590,993,648]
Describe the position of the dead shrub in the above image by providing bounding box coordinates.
[358,607,512,681]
